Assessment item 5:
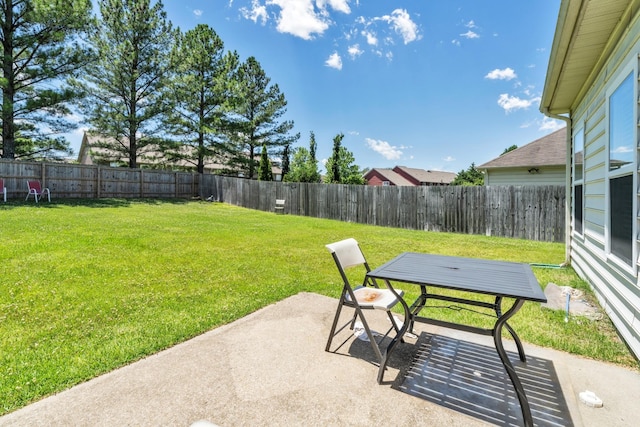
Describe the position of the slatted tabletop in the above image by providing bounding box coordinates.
[367,252,547,302]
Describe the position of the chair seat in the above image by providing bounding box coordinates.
[348,286,404,310]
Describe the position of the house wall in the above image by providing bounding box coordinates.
[569,11,640,359]
[484,167,566,186]
[365,172,390,186]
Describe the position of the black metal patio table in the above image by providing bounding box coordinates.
[366,252,547,427]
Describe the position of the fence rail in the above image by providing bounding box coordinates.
[1,160,566,242]
[0,160,199,199]
[201,175,566,242]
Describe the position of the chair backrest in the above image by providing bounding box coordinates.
[326,238,367,270]
[27,180,41,193]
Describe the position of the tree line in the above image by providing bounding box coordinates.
[0,0,365,182]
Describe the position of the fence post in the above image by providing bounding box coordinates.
[97,166,101,198]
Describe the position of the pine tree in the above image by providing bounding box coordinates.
[326,133,343,184]
[258,143,272,181]
[281,143,290,178]
[228,56,299,179]
[0,0,93,160]
[163,24,239,173]
[74,0,177,168]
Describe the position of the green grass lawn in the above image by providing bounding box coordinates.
[0,199,635,415]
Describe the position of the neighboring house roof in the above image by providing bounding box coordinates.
[478,127,568,169]
[78,132,233,173]
[364,168,414,186]
[364,166,456,186]
[541,0,630,114]
[394,166,456,185]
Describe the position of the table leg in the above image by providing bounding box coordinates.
[493,298,533,427]
[377,279,411,384]
[495,297,526,362]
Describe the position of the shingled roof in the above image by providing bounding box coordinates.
[363,168,414,186]
[478,127,567,169]
[394,166,456,185]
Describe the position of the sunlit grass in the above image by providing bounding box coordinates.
[0,199,635,415]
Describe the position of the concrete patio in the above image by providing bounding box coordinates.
[1,292,638,426]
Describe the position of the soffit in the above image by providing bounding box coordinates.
[542,0,633,115]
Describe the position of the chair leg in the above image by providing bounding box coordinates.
[353,306,384,362]
[325,291,348,351]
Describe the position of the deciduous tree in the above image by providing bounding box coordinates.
[451,162,484,186]
[285,131,320,183]
[324,133,365,185]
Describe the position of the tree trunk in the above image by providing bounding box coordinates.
[1,2,15,159]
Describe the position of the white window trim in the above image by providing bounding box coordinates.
[573,125,585,237]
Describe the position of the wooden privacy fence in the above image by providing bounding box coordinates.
[202,175,566,242]
[0,160,199,199]
[0,160,566,242]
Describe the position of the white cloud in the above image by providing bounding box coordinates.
[261,0,352,40]
[380,9,420,44]
[325,52,343,70]
[613,145,634,154]
[316,0,351,14]
[348,44,363,59]
[266,0,329,39]
[240,0,268,24]
[485,68,517,80]
[443,156,455,162]
[465,20,477,28]
[362,30,377,46]
[366,138,403,160]
[460,30,479,39]
[451,39,461,47]
[193,9,203,17]
[497,93,540,113]
[539,117,564,131]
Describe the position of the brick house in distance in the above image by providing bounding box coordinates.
[364,166,456,186]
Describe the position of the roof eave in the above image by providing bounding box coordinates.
[541,0,639,115]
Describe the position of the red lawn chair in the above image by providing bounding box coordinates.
[26,180,50,203]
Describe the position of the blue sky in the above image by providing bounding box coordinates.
[72,0,564,173]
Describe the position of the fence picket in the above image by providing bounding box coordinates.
[0,160,566,242]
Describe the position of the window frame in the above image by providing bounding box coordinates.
[573,126,584,236]
[605,61,637,271]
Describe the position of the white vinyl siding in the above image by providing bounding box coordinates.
[569,18,640,360]
[483,167,566,186]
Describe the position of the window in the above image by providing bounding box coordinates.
[607,71,635,266]
[609,73,634,171]
[382,181,390,186]
[574,184,583,235]
[574,128,584,235]
[610,175,633,264]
